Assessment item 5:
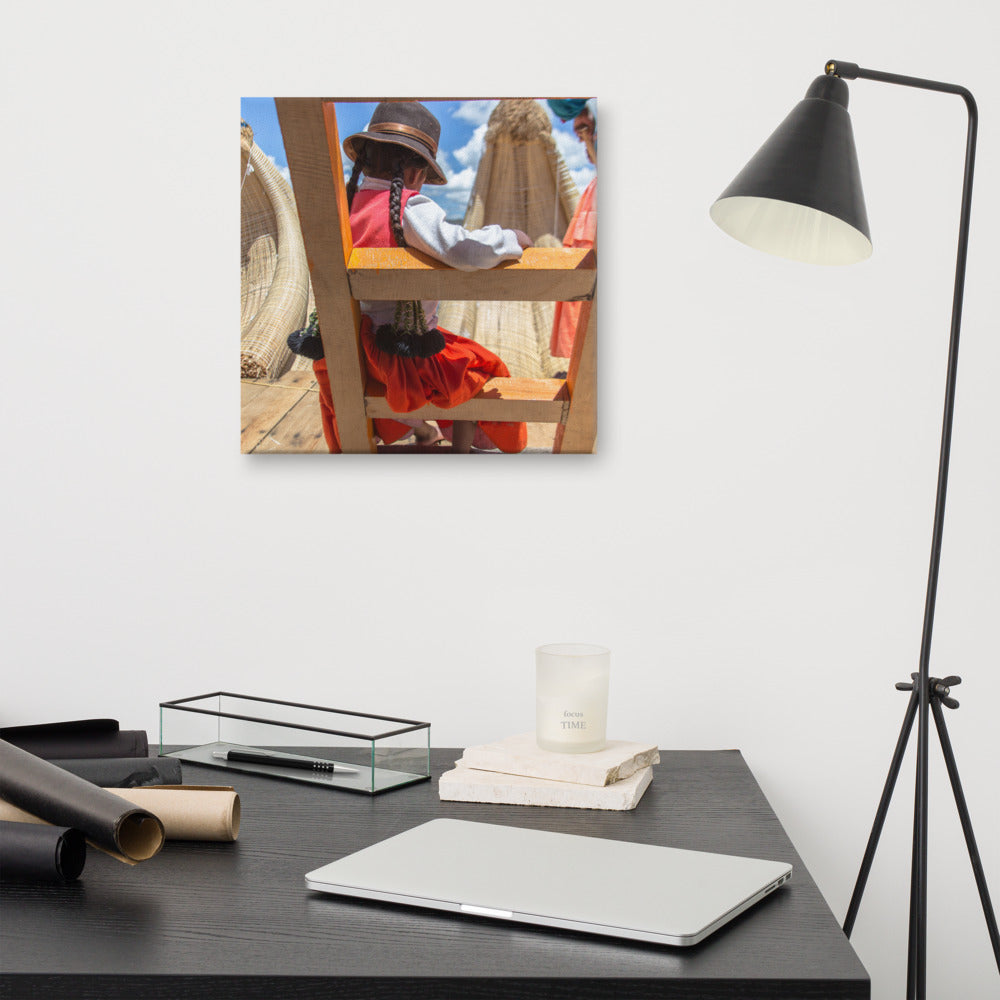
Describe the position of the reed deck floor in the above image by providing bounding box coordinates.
[241,369,559,454]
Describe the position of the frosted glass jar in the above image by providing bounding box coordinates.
[535,643,610,754]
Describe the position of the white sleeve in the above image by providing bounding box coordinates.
[402,195,523,271]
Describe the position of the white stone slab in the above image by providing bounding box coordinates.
[460,733,660,787]
[438,763,653,811]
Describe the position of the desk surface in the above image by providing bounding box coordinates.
[0,749,868,1000]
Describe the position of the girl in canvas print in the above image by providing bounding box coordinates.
[308,101,530,453]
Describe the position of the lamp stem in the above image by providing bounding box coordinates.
[830,62,979,1000]
[912,78,976,1000]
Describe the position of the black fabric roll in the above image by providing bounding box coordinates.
[0,720,148,759]
[0,739,164,864]
[0,821,86,881]
[49,756,183,788]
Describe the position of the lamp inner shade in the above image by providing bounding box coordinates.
[710,195,872,265]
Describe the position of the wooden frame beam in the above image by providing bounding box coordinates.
[555,294,598,453]
[275,97,374,453]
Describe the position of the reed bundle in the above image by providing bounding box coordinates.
[240,122,312,379]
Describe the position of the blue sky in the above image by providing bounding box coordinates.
[241,98,595,220]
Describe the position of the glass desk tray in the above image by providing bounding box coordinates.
[159,692,431,795]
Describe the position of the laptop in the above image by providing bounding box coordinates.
[305,818,792,946]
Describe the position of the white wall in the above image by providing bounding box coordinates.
[4,2,998,997]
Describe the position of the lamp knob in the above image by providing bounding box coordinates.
[826,59,860,80]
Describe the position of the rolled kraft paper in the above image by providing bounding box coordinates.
[106,787,242,841]
[49,756,183,788]
[0,787,241,842]
[0,739,164,864]
[0,720,148,759]
[0,821,86,882]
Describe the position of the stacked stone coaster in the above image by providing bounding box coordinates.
[438,733,660,811]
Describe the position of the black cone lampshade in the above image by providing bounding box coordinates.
[710,75,872,265]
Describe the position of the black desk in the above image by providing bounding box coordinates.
[0,749,868,999]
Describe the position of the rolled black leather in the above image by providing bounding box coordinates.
[0,739,164,864]
[0,720,148,759]
[49,756,183,788]
[0,821,86,881]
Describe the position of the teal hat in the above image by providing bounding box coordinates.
[547,99,590,122]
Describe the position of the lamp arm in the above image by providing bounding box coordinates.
[827,59,979,1000]
[826,57,978,691]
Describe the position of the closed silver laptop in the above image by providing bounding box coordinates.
[305,818,792,946]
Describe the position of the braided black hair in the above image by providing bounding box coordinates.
[345,148,366,209]
[388,158,407,248]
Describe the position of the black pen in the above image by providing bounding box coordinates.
[212,749,358,774]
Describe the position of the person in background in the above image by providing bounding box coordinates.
[547,99,597,368]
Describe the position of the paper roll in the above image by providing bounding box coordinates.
[105,787,241,841]
[0,739,164,864]
[0,720,148,759]
[0,821,87,882]
[0,786,240,842]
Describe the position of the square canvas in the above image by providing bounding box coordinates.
[240,97,597,455]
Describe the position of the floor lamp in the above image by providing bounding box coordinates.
[709,60,999,1000]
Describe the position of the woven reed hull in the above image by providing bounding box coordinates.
[441,100,582,376]
[465,137,579,244]
[241,134,310,379]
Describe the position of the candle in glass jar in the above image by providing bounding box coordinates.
[535,643,610,754]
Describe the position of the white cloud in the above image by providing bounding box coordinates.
[570,165,596,190]
[429,122,490,216]
[451,123,489,171]
[451,100,498,126]
[445,166,478,191]
[552,126,589,173]
[437,166,478,217]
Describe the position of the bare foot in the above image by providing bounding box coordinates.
[413,422,444,446]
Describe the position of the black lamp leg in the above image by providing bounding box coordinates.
[930,696,1000,969]
[907,707,928,1000]
[843,685,919,937]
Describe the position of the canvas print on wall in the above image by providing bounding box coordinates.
[240,98,597,454]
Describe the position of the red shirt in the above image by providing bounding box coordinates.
[350,189,416,248]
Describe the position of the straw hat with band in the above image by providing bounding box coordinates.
[343,102,448,185]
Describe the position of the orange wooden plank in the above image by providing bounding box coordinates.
[364,377,568,423]
[347,247,595,303]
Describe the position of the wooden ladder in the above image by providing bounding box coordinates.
[275,98,597,454]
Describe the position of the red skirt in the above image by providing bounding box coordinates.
[313,317,527,453]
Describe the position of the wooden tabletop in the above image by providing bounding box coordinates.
[0,749,869,999]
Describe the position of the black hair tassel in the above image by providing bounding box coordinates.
[414,329,446,357]
[375,324,416,357]
[287,310,325,359]
[373,300,445,358]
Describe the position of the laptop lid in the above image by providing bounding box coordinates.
[305,818,792,946]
